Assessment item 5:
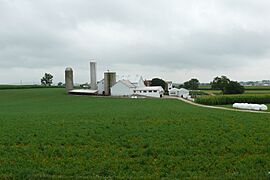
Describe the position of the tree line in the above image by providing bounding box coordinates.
[150,76,245,95]
[178,76,245,94]
[41,73,245,94]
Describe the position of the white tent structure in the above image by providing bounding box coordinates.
[69,89,98,95]
[233,103,268,111]
[169,88,189,97]
[111,80,136,96]
[138,76,146,87]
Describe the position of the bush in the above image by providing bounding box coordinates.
[223,81,245,94]
[195,94,270,105]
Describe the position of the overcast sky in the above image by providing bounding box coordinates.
[1,0,270,84]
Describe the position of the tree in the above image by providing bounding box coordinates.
[151,78,166,90]
[57,82,63,86]
[41,73,53,86]
[223,81,245,94]
[211,76,230,90]
[210,76,245,94]
[183,78,200,90]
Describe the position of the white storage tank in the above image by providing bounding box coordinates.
[65,67,74,93]
[104,72,116,96]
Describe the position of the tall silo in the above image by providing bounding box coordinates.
[65,67,74,93]
[104,72,116,95]
[90,61,97,90]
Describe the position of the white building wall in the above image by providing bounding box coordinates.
[169,88,178,96]
[169,88,189,97]
[111,82,134,96]
[178,88,189,97]
[133,87,164,98]
[134,91,161,98]
[97,79,104,95]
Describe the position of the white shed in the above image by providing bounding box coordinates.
[169,88,189,97]
[111,80,136,96]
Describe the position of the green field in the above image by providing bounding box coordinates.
[0,88,269,178]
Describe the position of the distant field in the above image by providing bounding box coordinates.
[199,88,270,96]
[0,88,269,179]
[244,86,270,90]
[0,85,62,90]
[244,90,270,94]
[204,90,270,95]
[199,85,270,91]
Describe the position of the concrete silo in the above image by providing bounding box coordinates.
[65,67,74,93]
[104,72,116,95]
[90,61,97,90]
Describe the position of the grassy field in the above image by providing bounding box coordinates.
[0,88,269,178]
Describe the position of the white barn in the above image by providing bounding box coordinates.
[169,88,189,97]
[111,80,136,96]
[132,76,165,98]
[110,76,165,98]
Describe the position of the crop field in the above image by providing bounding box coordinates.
[195,94,270,105]
[0,88,269,179]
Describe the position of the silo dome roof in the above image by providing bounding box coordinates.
[65,67,73,71]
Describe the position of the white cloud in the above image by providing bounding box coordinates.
[0,0,270,84]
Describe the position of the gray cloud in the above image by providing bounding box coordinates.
[0,0,270,84]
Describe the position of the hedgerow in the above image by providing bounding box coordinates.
[195,94,270,105]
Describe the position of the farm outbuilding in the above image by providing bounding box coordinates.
[133,86,164,98]
[169,88,189,97]
[111,80,136,96]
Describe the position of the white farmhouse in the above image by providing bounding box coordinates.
[111,80,136,96]
[169,88,189,97]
